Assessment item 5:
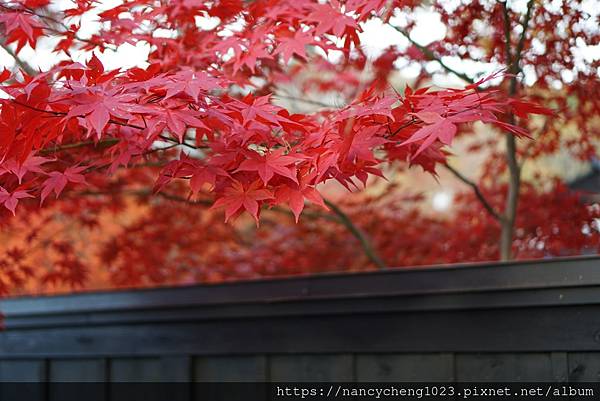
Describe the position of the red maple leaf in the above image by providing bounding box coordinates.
[0,12,45,52]
[212,180,273,223]
[0,156,51,184]
[273,31,312,63]
[190,165,229,195]
[0,186,33,215]
[237,148,301,184]
[40,166,87,204]
[306,4,358,37]
[65,87,138,138]
[402,112,458,156]
[274,181,328,222]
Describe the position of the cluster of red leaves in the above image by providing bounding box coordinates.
[0,52,550,223]
[0,0,597,295]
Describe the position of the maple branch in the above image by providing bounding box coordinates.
[11,99,147,129]
[274,94,340,109]
[74,188,384,268]
[12,100,204,152]
[39,138,120,155]
[389,117,418,137]
[158,135,204,150]
[498,0,535,261]
[154,194,371,243]
[77,187,337,222]
[76,188,212,206]
[0,40,36,76]
[501,1,513,68]
[515,0,535,73]
[393,5,535,260]
[444,164,503,222]
[155,191,212,206]
[391,25,474,84]
[323,198,386,269]
[154,192,339,222]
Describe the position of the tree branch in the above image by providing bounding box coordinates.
[323,198,386,269]
[498,0,535,261]
[514,0,535,76]
[159,192,387,268]
[0,41,36,76]
[444,164,503,222]
[76,187,385,268]
[391,25,475,84]
[274,94,341,109]
[39,138,120,155]
[12,100,204,152]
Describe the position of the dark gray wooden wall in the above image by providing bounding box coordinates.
[1,353,597,382]
[1,256,600,383]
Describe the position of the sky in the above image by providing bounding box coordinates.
[1,0,598,86]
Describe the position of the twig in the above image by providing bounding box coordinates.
[0,41,36,76]
[323,198,386,269]
[274,94,340,109]
[391,25,475,84]
[39,138,120,155]
[12,100,204,151]
[76,187,383,267]
[444,164,503,222]
[498,0,535,261]
[513,0,535,76]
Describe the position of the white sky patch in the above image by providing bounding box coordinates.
[403,10,447,46]
[0,2,598,82]
[196,15,221,31]
[432,191,453,211]
[573,38,600,65]
[393,61,422,79]
[93,42,151,70]
[358,18,407,59]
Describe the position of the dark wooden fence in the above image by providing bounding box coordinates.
[1,256,600,383]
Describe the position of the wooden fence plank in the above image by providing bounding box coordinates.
[110,358,163,381]
[49,358,106,381]
[0,359,46,381]
[455,353,554,381]
[550,352,568,382]
[194,355,267,382]
[109,358,165,401]
[193,356,267,401]
[269,354,353,382]
[160,356,191,382]
[7,286,600,331]
[0,360,46,401]
[49,358,106,401]
[0,257,600,386]
[567,352,600,381]
[355,353,454,382]
[49,359,106,401]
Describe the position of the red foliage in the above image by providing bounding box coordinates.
[0,0,597,295]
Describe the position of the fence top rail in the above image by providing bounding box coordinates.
[1,255,600,317]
